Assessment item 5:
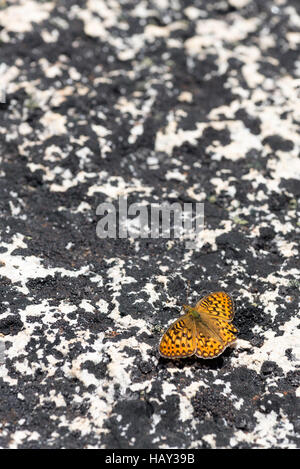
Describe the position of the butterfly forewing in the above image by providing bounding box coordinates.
[195,291,235,321]
[159,313,196,358]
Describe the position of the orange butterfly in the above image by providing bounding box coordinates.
[159,292,238,359]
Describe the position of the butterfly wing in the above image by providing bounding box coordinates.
[159,313,196,358]
[212,318,238,343]
[195,291,235,321]
[195,316,238,359]
[195,330,225,359]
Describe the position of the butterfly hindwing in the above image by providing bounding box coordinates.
[195,330,225,359]
[210,317,238,345]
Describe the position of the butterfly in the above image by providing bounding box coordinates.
[159,291,238,359]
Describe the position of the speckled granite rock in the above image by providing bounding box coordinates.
[0,0,299,449]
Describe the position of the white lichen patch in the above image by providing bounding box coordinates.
[235,317,300,374]
[0,0,54,33]
[0,234,89,294]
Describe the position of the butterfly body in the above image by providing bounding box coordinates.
[159,292,238,359]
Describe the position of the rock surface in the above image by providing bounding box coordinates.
[0,0,299,449]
